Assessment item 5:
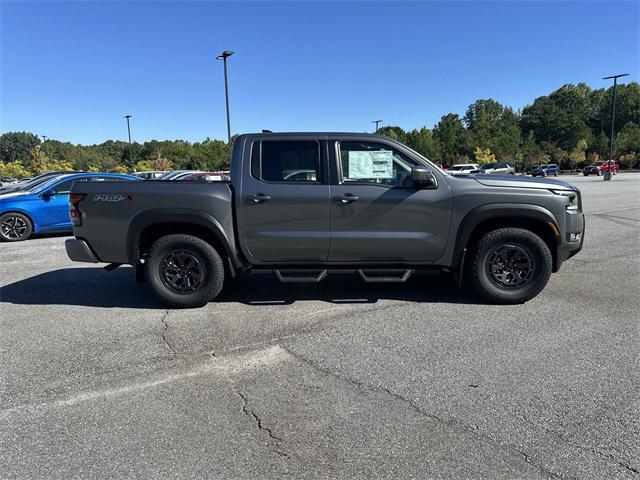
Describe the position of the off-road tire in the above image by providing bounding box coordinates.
[0,212,33,242]
[466,228,552,304]
[145,234,224,308]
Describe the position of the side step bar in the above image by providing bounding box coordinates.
[357,269,413,283]
[268,268,414,284]
[274,269,328,283]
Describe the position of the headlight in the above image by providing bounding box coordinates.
[551,189,579,210]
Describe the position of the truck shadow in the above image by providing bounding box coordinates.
[0,267,481,309]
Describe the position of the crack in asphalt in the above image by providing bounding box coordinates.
[281,345,569,480]
[232,387,290,460]
[159,309,177,358]
[515,413,639,476]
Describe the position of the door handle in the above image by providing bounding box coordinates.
[250,193,271,203]
[339,193,359,204]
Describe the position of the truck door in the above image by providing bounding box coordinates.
[238,139,331,263]
[328,140,453,262]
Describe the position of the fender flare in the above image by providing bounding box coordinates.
[452,203,560,271]
[126,208,240,267]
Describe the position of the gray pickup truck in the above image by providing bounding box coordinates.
[66,132,584,307]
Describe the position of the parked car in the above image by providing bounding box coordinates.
[476,162,516,175]
[0,171,84,195]
[583,161,619,176]
[66,132,584,307]
[0,172,138,242]
[158,170,203,180]
[133,171,167,180]
[0,177,19,187]
[532,164,559,177]
[182,171,231,182]
[445,164,480,174]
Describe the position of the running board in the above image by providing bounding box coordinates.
[274,269,328,283]
[358,269,413,283]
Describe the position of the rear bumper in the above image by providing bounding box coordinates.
[65,238,99,263]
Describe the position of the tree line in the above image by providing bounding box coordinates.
[1,81,638,179]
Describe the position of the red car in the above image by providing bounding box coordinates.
[583,161,619,176]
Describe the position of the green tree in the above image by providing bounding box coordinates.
[568,139,588,170]
[433,114,467,166]
[0,132,41,164]
[615,122,640,157]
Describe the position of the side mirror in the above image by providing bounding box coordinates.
[411,167,437,188]
[41,188,55,199]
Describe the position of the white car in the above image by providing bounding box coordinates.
[477,162,516,175]
[132,171,167,180]
[446,164,480,174]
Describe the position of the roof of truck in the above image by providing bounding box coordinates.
[242,132,390,138]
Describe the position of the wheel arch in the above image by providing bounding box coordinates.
[453,204,561,273]
[127,209,242,270]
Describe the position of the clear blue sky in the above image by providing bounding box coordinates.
[1,1,638,145]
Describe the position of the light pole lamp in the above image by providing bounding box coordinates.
[124,115,133,162]
[602,73,629,181]
[216,50,234,148]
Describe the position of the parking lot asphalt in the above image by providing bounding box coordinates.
[1,174,639,479]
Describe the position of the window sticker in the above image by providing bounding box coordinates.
[347,150,393,179]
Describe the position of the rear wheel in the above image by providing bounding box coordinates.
[466,228,552,304]
[0,212,32,242]
[145,234,224,308]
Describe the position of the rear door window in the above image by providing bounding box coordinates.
[252,141,321,183]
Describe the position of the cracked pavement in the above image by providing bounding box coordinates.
[1,175,639,479]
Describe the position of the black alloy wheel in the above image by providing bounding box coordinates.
[486,243,535,290]
[160,249,207,294]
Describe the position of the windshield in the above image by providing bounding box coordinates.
[31,175,73,194]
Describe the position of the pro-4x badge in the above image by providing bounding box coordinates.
[93,194,132,202]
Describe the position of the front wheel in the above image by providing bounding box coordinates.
[145,234,225,308]
[0,212,33,242]
[466,228,552,304]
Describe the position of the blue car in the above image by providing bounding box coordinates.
[532,164,560,177]
[0,172,138,242]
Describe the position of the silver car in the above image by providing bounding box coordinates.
[477,162,516,175]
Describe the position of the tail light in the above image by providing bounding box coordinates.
[69,193,86,226]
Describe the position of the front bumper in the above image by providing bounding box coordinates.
[554,210,585,271]
[65,238,99,263]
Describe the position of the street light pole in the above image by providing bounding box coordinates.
[602,73,629,181]
[41,135,49,159]
[216,50,234,149]
[372,120,382,133]
[124,115,133,162]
